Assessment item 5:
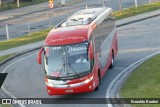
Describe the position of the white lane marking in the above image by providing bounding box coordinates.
[107,104,113,107]
[2,53,37,107]
[112,67,126,70]
[106,50,160,107]
[2,53,37,73]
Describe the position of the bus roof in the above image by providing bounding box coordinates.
[61,8,105,26]
[45,7,112,46]
[45,26,89,46]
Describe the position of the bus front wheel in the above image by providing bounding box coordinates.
[95,73,101,91]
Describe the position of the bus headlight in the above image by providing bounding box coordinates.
[46,82,54,87]
[84,76,93,84]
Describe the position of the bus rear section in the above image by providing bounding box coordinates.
[37,7,118,95]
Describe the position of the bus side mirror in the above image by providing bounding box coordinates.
[37,47,44,64]
[88,44,94,59]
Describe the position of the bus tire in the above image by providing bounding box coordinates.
[109,52,114,69]
[95,72,101,91]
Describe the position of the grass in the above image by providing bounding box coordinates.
[0,0,47,12]
[113,2,160,20]
[0,105,11,107]
[0,53,16,62]
[0,29,50,51]
[0,0,83,12]
[0,2,160,52]
[120,55,160,107]
[62,0,82,6]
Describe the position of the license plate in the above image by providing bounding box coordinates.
[65,89,73,92]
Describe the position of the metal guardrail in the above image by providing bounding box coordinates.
[0,9,73,41]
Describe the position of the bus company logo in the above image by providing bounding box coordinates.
[2,99,11,104]
[68,47,86,53]
[67,36,84,40]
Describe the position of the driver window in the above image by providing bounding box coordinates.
[75,54,88,63]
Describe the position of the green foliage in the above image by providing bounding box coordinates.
[113,2,160,20]
[0,29,50,51]
[1,104,11,107]
[120,55,160,107]
[0,0,47,12]
[0,53,16,62]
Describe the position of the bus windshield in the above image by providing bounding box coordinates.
[44,42,90,79]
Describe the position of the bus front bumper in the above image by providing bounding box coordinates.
[46,76,96,95]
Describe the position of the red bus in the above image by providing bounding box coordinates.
[37,7,118,95]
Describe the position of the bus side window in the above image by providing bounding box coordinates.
[104,14,115,35]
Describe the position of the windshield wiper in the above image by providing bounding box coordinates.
[46,75,61,80]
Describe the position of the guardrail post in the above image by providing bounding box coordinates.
[28,18,31,34]
[0,0,2,8]
[149,0,152,3]
[6,24,9,40]
[86,5,88,9]
[61,0,65,5]
[51,9,54,26]
[135,0,138,10]
[119,0,122,14]
[17,0,20,7]
[49,14,52,27]
[103,1,105,8]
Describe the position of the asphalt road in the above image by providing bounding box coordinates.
[1,13,160,107]
[1,0,160,40]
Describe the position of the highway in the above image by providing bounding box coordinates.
[1,12,160,107]
[1,0,160,40]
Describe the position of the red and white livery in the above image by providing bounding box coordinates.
[38,7,118,95]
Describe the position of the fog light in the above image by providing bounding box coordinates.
[89,86,92,89]
[48,90,50,93]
